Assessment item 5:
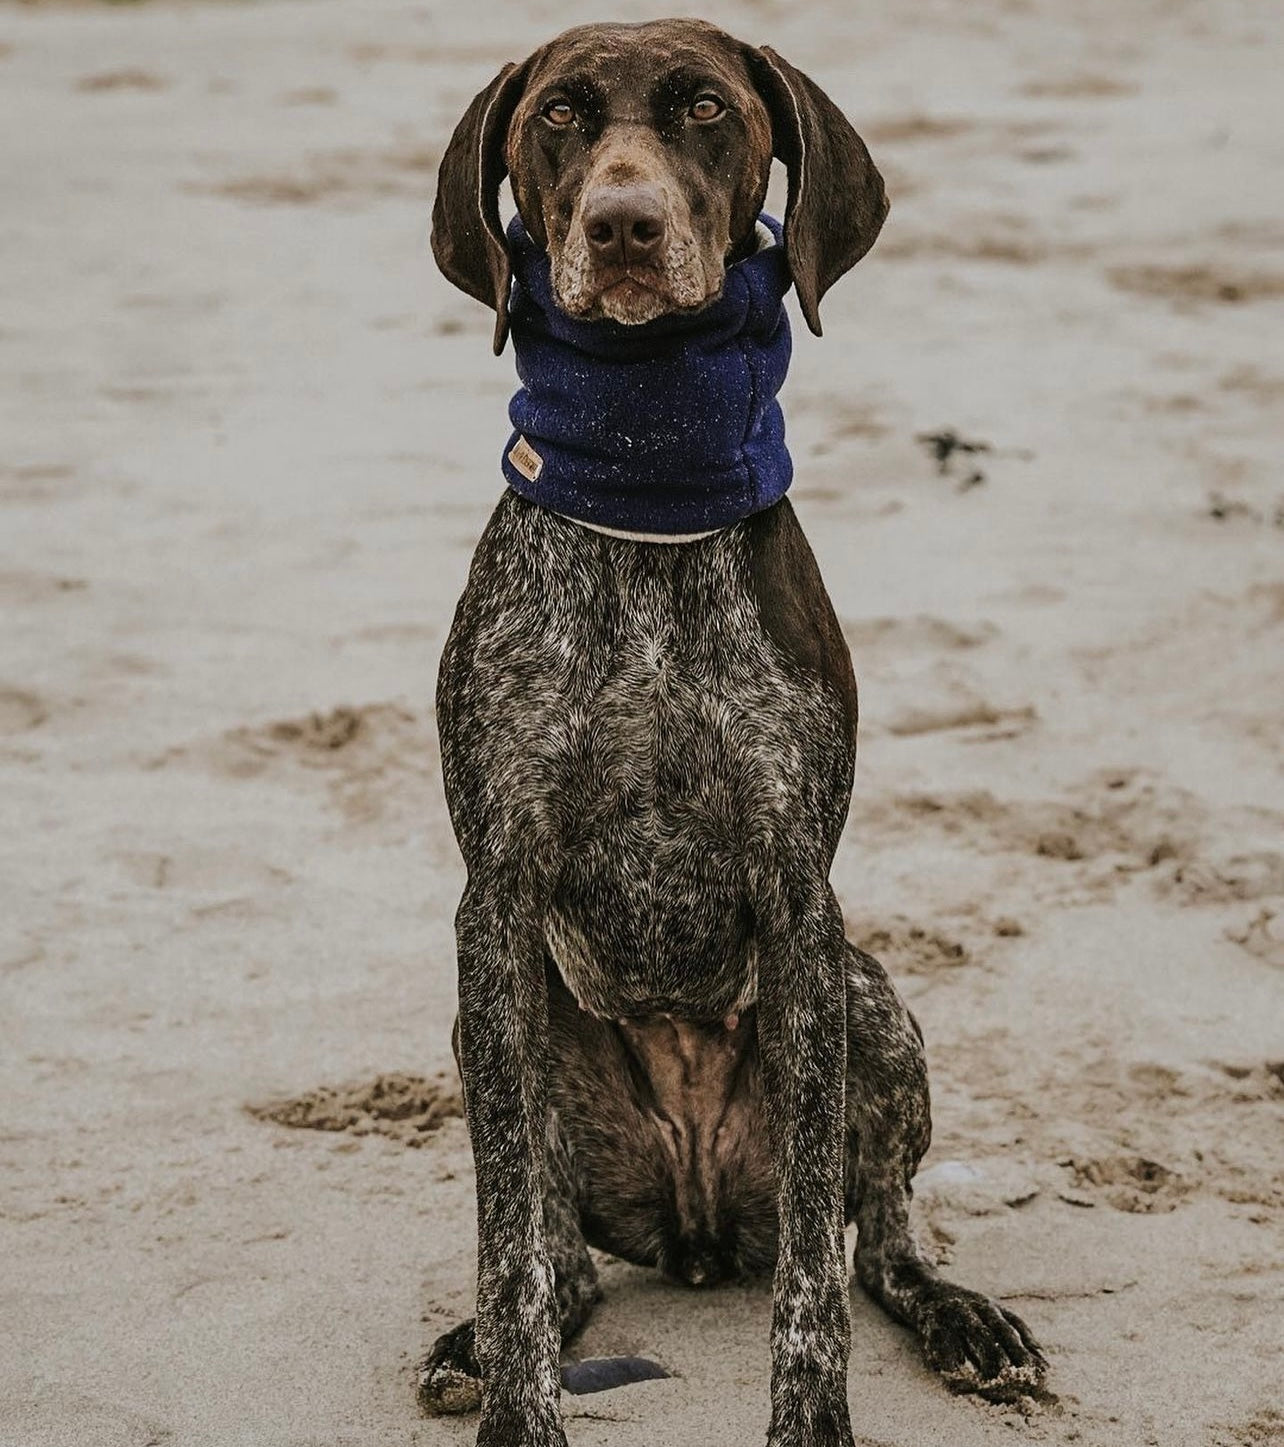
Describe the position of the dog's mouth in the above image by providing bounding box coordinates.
[559,267,723,325]
[602,271,661,294]
[599,273,664,305]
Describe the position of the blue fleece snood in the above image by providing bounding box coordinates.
[501,214,793,535]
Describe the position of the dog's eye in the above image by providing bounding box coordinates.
[542,100,576,127]
[689,93,725,122]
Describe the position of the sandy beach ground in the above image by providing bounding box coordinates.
[2,1,1282,1444]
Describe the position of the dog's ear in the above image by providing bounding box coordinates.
[431,61,531,355]
[743,47,888,336]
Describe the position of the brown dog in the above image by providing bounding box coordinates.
[423,19,1047,1447]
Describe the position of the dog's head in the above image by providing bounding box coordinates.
[432,19,888,352]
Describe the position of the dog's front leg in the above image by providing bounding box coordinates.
[757,884,854,1447]
[455,873,566,1447]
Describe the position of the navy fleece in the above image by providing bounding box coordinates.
[501,214,794,535]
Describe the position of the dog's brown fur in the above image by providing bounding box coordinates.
[422,20,1047,1447]
[431,18,887,349]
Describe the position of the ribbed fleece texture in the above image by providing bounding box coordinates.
[501,214,793,535]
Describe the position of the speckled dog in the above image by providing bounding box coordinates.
[420,20,1046,1447]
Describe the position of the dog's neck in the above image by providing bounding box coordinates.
[499,215,794,541]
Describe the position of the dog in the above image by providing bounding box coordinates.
[420,19,1047,1447]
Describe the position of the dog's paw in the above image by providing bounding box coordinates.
[917,1286,1049,1403]
[417,1319,483,1416]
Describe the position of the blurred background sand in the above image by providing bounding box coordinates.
[1,1,1281,1443]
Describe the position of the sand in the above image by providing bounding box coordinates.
[1,0,1282,1444]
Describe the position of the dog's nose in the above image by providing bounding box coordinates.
[581,185,667,267]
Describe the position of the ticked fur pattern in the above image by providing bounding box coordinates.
[422,493,1047,1447]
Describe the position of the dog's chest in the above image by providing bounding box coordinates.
[569,565,792,816]
[533,527,819,845]
[439,497,850,1018]
[544,565,802,1016]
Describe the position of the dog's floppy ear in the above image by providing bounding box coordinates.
[744,47,888,336]
[431,61,531,355]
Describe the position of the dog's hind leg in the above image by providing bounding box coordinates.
[843,943,1049,1401]
[418,1111,600,1416]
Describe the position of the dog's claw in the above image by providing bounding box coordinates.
[918,1287,1050,1403]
